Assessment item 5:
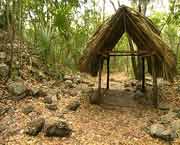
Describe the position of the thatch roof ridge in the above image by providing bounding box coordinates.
[79,6,176,81]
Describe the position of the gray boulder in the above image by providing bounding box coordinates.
[150,123,166,137]
[159,128,176,141]
[25,117,45,136]
[44,117,72,137]
[150,123,176,141]
[8,81,27,100]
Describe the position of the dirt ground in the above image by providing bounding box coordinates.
[1,72,180,145]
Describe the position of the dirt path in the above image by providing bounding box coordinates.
[1,73,180,145]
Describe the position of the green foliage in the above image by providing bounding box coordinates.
[1,0,180,75]
[21,0,103,76]
[150,11,179,49]
[149,12,167,28]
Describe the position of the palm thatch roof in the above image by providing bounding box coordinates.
[79,5,176,81]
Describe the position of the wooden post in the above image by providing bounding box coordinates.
[142,57,145,92]
[98,58,103,103]
[90,58,103,105]
[151,56,159,108]
[107,55,110,89]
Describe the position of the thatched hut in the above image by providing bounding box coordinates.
[79,5,176,107]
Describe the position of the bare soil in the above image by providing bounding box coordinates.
[1,72,180,145]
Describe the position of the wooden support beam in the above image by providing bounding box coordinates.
[90,58,103,105]
[102,53,154,57]
[142,57,145,92]
[99,50,155,57]
[107,56,110,89]
[97,58,103,104]
[151,56,159,108]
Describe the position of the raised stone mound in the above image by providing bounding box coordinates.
[0,30,50,81]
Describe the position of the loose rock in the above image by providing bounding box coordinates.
[44,96,53,104]
[73,76,81,84]
[172,107,180,118]
[134,90,144,99]
[0,106,9,116]
[160,112,177,124]
[44,117,72,137]
[176,112,180,119]
[0,63,9,80]
[158,103,170,111]
[159,128,176,141]
[45,104,58,111]
[172,107,180,113]
[65,80,73,88]
[69,90,78,97]
[36,88,47,97]
[51,95,58,103]
[0,123,7,133]
[124,83,130,88]
[130,81,137,87]
[63,75,72,81]
[66,101,80,111]
[150,123,166,137]
[171,120,180,132]
[149,123,176,141]
[25,118,45,136]
[124,88,131,92]
[0,52,6,60]
[8,81,27,100]
[171,120,180,137]
[22,105,34,115]
[29,87,40,96]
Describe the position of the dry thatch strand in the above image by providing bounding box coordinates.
[79,5,176,81]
